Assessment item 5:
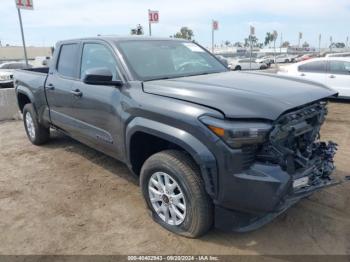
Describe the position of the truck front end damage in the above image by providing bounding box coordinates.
[258,101,338,191]
[215,101,339,232]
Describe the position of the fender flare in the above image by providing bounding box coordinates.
[16,85,35,111]
[126,117,218,197]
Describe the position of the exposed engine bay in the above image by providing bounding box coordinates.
[257,101,337,187]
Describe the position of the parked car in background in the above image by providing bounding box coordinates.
[0,62,32,88]
[229,58,267,70]
[278,57,350,98]
[294,54,312,62]
[326,52,350,58]
[274,54,296,63]
[30,56,51,67]
[255,56,274,67]
[215,55,229,68]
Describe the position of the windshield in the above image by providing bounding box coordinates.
[115,40,228,81]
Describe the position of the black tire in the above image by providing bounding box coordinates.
[284,59,289,63]
[23,103,50,145]
[140,150,213,238]
[234,65,241,71]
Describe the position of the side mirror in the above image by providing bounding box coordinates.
[83,67,123,86]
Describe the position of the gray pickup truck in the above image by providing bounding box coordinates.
[14,37,338,238]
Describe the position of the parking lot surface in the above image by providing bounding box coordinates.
[0,102,349,255]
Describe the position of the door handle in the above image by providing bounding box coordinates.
[300,73,306,76]
[329,75,336,79]
[46,83,55,90]
[70,89,83,97]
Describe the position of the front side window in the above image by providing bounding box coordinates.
[298,61,326,73]
[116,40,227,81]
[80,43,120,80]
[329,61,350,75]
[57,44,79,78]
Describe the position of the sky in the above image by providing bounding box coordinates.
[0,0,349,48]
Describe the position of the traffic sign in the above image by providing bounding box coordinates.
[148,10,159,23]
[250,25,255,36]
[212,20,219,31]
[15,0,34,10]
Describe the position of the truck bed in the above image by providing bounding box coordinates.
[21,67,49,74]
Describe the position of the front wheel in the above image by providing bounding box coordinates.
[23,104,50,145]
[140,150,213,238]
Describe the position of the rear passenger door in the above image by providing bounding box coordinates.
[326,60,350,97]
[297,60,327,84]
[45,42,81,135]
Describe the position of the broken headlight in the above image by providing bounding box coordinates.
[200,116,272,149]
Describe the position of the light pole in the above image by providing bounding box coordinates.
[280,32,282,54]
[17,8,29,67]
[211,20,218,53]
[273,30,278,65]
[318,34,321,55]
[211,23,214,53]
[249,26,255,70]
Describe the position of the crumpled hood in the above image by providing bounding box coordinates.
[143,71,337,120]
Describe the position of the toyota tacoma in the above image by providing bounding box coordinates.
[14,37,338,237]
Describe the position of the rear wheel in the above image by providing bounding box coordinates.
[23,104,50,145]
[140,150,213,238]
[234,65,241,71]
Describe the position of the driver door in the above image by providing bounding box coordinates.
[69,42,125,159]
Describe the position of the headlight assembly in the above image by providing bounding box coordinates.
[200,116,272,148]
[0,75,11,81]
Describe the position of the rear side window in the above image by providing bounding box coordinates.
[57,44,79,78]
[298,61,326,73]
[329,61,350,75]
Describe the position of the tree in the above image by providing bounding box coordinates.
[244,35,259,48]
[224,40,231,46]
[173,27,194,40]
[281,41,290,48]
[264,32,275,47]
[302,41,310,48]
[130,24,144,35]
[330,42,345,48]
[233,42,243,47]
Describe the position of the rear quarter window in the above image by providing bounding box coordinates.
[329,61,350,75]
[56,44,79,78]
[298,61,326,73]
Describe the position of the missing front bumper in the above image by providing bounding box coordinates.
[214,176,341,233]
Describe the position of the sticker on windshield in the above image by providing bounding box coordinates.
[183,43,205,52]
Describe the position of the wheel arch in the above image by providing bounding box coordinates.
[16,86,35,113]
[126,117,218,197]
